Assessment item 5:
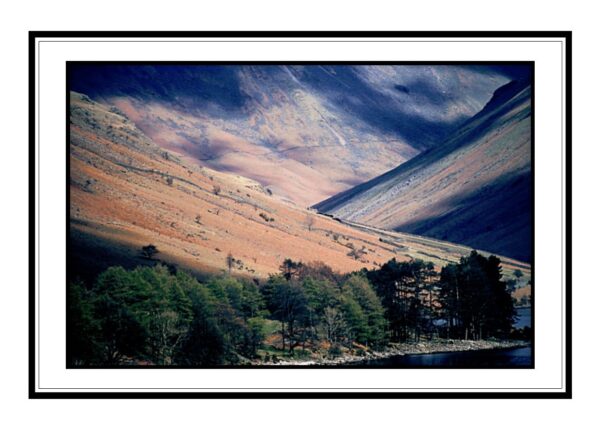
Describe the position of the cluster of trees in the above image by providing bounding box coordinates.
[366,252,516,342]
[367,259,438,342]
[437,252,515,340]
[261,260,388,354]
[68,265,267,366]
[68,251,519,366]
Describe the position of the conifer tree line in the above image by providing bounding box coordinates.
[68,250,519,366]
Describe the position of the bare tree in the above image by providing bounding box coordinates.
[347,245,367,260]
[212,184,221,195]
[149,309,190,365]
[306,214,315,232]
[323,307,345,344]
[226,252,235,274]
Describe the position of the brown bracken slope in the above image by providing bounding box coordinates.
[69,65,515,207]
[69,91,530,286]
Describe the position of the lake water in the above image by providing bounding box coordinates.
[351,307,533,367]
[514,306,531,329]
[354,345,532,367]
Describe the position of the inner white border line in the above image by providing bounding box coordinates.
[35,37,566,392]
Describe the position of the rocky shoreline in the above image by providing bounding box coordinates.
[254,340,529,366]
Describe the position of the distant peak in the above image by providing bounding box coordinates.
[482,78,531,113]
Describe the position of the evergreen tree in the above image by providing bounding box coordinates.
[342,274,388,348]
[279,258,303,281]
[175,271,226,366]
[367,259,434,342]
[438,251,515,340]
[67,279,100,365]
[266,276,309,352]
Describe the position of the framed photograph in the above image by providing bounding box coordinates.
[30,31,571,398]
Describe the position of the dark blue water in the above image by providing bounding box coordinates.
[355,345,531,367]
[514,307,531,329]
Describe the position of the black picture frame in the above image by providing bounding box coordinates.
[29,31,572,399]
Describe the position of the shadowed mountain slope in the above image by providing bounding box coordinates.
[315,78,532,262]
[69,64,524,206]
[69,91,530,283]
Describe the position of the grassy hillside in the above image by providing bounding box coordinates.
[69,64,519,206]
[69,91,530,285]
[315,78,532,262]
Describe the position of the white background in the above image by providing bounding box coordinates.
[36,37,564,392]
[0,0,595,425]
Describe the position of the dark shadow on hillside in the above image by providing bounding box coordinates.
[397,171,532,263]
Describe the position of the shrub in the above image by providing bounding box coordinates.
[259,212,274,222]
[141,244,159,259]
